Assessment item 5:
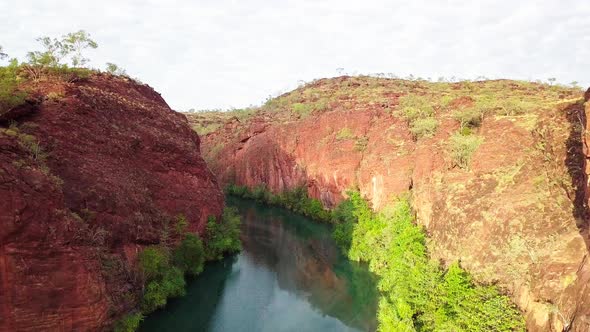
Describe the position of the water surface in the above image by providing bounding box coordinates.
[140,197,378,332]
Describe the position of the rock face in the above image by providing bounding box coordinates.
[194,77,590,331]
[0,73,223,331]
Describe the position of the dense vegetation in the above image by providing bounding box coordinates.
[226,184,332,222]
[334,191,525,331]
[115,209,242,331]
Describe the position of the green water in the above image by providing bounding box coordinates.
[139,196,378,332]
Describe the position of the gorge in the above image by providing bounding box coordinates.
[1,36,589,331]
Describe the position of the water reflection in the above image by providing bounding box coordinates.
[140,197,377,332]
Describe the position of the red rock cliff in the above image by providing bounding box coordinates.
[0,73,223,331]
[194,77,590,331]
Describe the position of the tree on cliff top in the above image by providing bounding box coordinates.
[26,30,98,68]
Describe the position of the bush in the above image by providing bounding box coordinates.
[114,312,143,332]
[396,94,438,139]
[397,94,434,121]
[138,246,186,313]
[204,207,242,260]
[0,59,27,112]
[142,267,185,313]
[341,192,525,331]
[173,233,205,276]
[410,117,438,138]
[336,127,355,140]
[448,132,483,169]
[453,107,483,128]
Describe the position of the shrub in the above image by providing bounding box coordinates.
[0,59,27,112]
[354,136,369,151]
[105,62,128,76]
[138,247,169,281]
[453,107,483,128]
[396,94,438,140]
[114,313,143,332]
[332,198,356,251]
[397,94,434,121]
[341,192,525,331]
[292,102,313,116]
[336,127,355,140]
[173,233,205,276]
[448,132,483,169]
[204,208,242,260]
[138,246,186,313]
[142,266,185,313]
[410,117,438,138]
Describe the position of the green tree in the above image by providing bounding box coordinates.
[173,233,205,276]
[62,30,98,67]
[106,62,127,76]
[26,30,98,68]
[204,208,242,260]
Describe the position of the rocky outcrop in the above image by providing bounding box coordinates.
[195,77,590,331]
[0,73,223,331]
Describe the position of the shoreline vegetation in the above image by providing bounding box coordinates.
[115,209,242,332]
[226,184,525,331]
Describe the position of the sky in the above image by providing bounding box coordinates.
[1,0,589,111]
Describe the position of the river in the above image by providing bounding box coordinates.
[139,196,378,332]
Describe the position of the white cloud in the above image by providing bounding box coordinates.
[1,0,588,110]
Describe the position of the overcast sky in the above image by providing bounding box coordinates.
[1,0,589,111]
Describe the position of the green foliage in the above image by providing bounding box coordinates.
[173,233,205,276]
[292,102,313,117]
[138,246,186,313]
[0,59,27,112]
[114,312,143,332]
[453,107,483,128]
[338,192,525,331]
[138,247,169,281]
[332,198,356,251]
[137,209,241,314]
[204,207,242,260]
[409,117,438,138]
[226,184,332,222]
[336,127,355,140]
[448,132,483,169]
[26,30,97,68]
[396,94,438,139]
[142,266,185,313]
[105,62,128,76]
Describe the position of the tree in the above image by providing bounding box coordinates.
[26,30,98,68]
[62,30,98,67]
[547,77,556,86]
[105,62,127,76]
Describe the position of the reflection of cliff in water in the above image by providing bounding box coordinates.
[232,197,378,332]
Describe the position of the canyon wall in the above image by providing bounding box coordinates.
[194,77,590,331]
[0,73,223,331]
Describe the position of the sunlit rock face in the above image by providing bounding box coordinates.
[0,73,223,331]
[194,77,590,331]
